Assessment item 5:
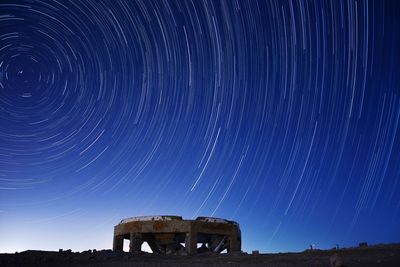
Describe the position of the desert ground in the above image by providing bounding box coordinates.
[1,243,399,267]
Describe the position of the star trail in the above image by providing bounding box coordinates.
[0,0,399,253]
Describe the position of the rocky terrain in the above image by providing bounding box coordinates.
[1,243,399,267]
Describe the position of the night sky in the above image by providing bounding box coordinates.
[1,0,400,253]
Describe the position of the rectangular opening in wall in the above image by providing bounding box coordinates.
[123,239,129,252]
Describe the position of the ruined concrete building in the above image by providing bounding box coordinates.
[113,215,241,255]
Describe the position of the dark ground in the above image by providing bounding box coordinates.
[1,243,399,267]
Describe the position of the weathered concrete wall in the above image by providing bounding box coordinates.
[113,216,241,255]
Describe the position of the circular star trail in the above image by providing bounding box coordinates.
[0,0,399,252]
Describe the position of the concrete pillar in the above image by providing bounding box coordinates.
[185,229,197,255]
[146,236,161,254]
[209,236,221,252]
[129,233,142,253]
[229,231,241,252]
[113,235,124,251]
[215,236,227,253]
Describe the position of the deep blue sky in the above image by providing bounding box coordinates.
[0,0,399,253]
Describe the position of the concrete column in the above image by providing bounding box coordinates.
[113,235,124,251]
[185,228,197,255]
[146,237,161,254]
[143,237,161,254]
[129,233,142,253]
[229,231,241,252]
[209,236,221,252]
[214,236,227,253]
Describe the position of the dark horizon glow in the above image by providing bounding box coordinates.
[0,0,399,253]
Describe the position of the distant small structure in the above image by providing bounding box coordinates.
[359,242,368,247]
[113,215,241,255]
